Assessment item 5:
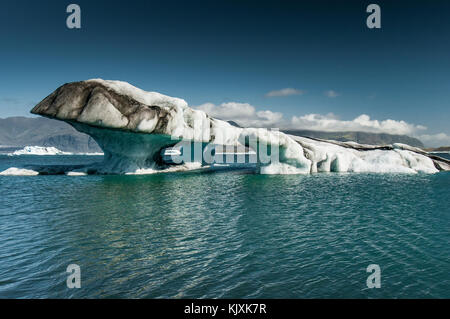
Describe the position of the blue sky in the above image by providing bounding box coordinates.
[0,0,449,145]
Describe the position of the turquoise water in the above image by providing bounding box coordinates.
[0,154,449,298]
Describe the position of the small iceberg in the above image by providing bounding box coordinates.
[8,146,104,156]
[0,167,39,176]
[9,146,70,156]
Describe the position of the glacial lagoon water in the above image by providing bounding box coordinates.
[0,154,449,298]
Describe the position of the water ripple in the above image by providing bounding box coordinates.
[0,155,449,298]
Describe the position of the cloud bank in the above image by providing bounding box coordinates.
[196,102,283,127]
[291,113,427,136]
[194,101,449,147]
[418,133,450,148]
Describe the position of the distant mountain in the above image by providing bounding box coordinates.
[425,146,450,152]
[227,120,242,128]
[0,117,425,153]
[0,117,101,153]
[228,121,424,147]
[282,129,424,148]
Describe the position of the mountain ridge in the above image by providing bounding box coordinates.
[282,129,424,148]
[225,121,424,148]
[0,116,101,153]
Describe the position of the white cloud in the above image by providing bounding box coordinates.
[265,88,305,97]
[195,101,449,147]
[195,102,283,127]
[417,133,450,148]
[196,104,426,135]
[324,90,340,98]
[291,113,427,136]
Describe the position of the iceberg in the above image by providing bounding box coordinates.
[27,79,450,175]
[9,146,71,156]
[8,146,104,156]
[0,167,39,176]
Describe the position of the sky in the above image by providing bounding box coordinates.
[0,0,449,146]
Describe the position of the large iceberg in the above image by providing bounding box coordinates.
[28,79,450,175]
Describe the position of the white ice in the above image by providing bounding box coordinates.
[7,146,103,156]
[0,167,39,176]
